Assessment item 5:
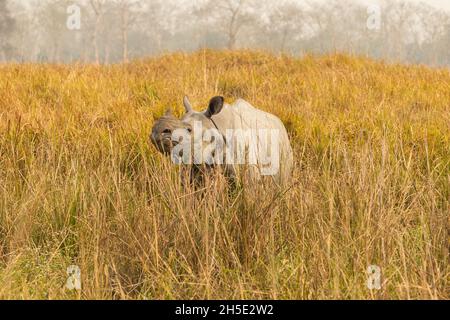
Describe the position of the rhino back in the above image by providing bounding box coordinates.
[210,99,293,184]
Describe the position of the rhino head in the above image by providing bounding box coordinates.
[150,109,186,155]
[150,96,225,159]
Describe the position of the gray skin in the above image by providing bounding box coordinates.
[150,96,294,187]
[150,110,187,155]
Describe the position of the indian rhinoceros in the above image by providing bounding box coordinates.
[150,96,293,187]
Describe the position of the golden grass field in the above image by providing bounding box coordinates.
[0,50,448,299]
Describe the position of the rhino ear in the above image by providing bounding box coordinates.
[205,96,224,118]
[183,96,193,113]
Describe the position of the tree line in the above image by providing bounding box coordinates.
[1,0,449,66]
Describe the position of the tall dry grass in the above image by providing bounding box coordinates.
[0,50,448,299]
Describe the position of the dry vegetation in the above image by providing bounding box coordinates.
[0,50,448,299]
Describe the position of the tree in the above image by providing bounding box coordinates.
[418,3,450,66]
[0,0,15,60]
[36,0,72,63]
[89,0,106,64]
[137,0,184,54]
[197,0,256,49]
[379,1,418,62]
[114,0,141,63]
[265,1,304,53]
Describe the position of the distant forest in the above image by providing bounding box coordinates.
[1,0,449,66]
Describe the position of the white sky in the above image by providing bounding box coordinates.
[201,0,450,11]
[12,0,450,16]
[345,0,450,11]
[14,0,450,11]
[412,0,450,9]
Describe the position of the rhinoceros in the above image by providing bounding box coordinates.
[150,96,293,186]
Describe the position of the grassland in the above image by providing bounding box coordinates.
[0,50,448,299]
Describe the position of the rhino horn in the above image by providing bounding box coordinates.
[183,96,193,113]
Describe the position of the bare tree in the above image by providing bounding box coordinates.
[379,1,418,61]
[303,1,337,53]
[89,0,106,64]
[114,0,141,63]
[2,0,450,66]
[0,0,16,60]
[264,1,304,53]
[418,3,450,66]
[35,0,72,63]
[197,0,256,49]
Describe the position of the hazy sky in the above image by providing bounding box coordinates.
[365,0,450,10]
[13,0,450,11]
[301,0,450,11]
[407,0,450,10]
